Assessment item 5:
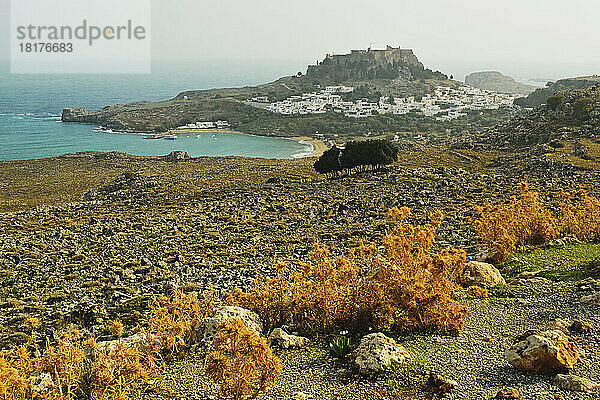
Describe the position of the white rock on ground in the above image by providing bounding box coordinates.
[505,329,579,373]
[462,261,506,288]
[96,332,153,353]
[196,306,262,343]
[353,332,409,374]
[29,371,54,395]
[268,328,309,349]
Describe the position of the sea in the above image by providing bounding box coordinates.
[0,61,314,161]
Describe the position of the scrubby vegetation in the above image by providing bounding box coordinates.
[226,207,469,335]
[147,288,215,357]
[475,183,600,262]
[205,319,283,400]
[0,326,156,400]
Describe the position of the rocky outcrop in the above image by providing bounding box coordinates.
[196,306,262,343]
[61,107,93,122]
[268,328,309,349]
[453,85,600,152]
[353,333,409,374]
[461,261,505,288]
[505,330,579,373]
[306,45,445,82]
[465,71,535,95]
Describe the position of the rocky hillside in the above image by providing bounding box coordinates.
[454,85,600,151]
[465,71,535,95]
[514,76,600,108]
[305,45,448,81]
[61,46,461,135]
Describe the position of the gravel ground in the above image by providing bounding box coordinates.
[143,280,599,400]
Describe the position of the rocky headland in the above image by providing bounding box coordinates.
[465,71,536,96]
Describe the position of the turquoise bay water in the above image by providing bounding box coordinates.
[0,62,312,160]
[0,113,312,161]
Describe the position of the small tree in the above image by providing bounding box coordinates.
[573,97,594,121]
[313,146,342,176]
[205,319,283,400]
[546,94,565,111]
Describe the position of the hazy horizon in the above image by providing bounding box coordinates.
[1,0,599,83]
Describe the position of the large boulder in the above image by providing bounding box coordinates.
[505,330,579,373]
[268,328,309,349]
[461,261,505,288]
[353,333,409,374]
[553,374,600,392]
[196,306,262,343]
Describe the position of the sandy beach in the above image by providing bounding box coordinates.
[294,136,328,157]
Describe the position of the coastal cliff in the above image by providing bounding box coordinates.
[514,75,600,108]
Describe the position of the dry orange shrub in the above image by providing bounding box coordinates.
[87,321,157,400]
[476,183,600,262]
[0,290,217,400]
[226,207,469,335]
[0,325,156,400]
[465,286,489,299]
[37,329,86,399]
[558,188,600,241]
[205,319,283,400]
[475,182,558,262]
[0,345,35,400]
[147,288,215,356]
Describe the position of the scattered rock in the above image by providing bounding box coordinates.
[196,306,262,343]
[163,151,191,162]
[569,320,593,334]
[291,391,309,400]
[425,373,458,396]
[494,387,520,399]
[552,374,600,392]
[268,328,309,349]
[29,371,54,395]
[353,333,409,374]
[581,292,600,305]
[461,261,505,288]
[505,330,579,373]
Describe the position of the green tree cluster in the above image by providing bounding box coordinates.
[313,139,398,176]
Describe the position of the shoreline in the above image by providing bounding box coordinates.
[147,128,327,158]
[6,123,327,161]
[293,136,327,158]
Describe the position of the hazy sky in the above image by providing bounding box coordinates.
[1,0,599,80]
